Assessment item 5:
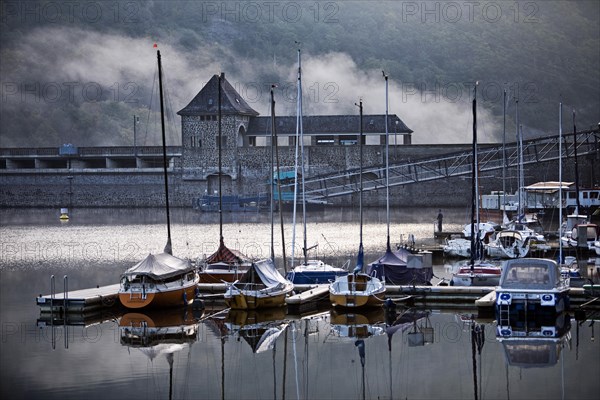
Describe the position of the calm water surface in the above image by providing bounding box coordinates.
[1,207,598,399]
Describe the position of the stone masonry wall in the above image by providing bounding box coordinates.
[0,147,595,208]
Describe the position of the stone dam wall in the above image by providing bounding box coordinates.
[0,144,596,208]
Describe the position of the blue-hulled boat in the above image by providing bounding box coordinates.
[496,258,570,317]
[286,259,348,285]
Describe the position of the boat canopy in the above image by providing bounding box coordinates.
[499,259,561,291]
[239,259,289,287]
[367,248,433,285]
[206,239,251,265]
[123,253,193,280]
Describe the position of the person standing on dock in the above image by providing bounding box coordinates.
[437,209,443,233]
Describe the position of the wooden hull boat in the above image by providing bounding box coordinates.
[329,273,386,308]
[119,253,199,309]
[199,263,249,284]
[224,259,294,310]
[225,288,292,310]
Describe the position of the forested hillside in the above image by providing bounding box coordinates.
[1,0,598,147]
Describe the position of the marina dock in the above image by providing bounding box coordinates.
[36,278,600,315]
[36,283,120,314]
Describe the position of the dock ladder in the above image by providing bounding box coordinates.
[498,303,511,328]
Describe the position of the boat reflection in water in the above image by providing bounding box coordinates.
[329,306,435,400]
[119,308,202,349]
[496,312,572,369]
[328,308,386,400]
[329,308,386,339]
[385,307,434,347]
[225,308,289,353]
[119,308,202,400]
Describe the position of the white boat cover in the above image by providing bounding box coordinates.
[249,259,290,287]
[123,253,193,280]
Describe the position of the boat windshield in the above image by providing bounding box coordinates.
[501,264,556,290]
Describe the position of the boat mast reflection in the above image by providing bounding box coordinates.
[119,307,202,400]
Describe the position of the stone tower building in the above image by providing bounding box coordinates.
[178,72,414,204]
[178,73,259,196]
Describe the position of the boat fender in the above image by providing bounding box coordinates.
[182,290,188,305]
[384,298,396,311]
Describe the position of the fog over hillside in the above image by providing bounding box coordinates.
[1,1,598,147]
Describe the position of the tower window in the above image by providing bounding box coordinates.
[190,136,202,148]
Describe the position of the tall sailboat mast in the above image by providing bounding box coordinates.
[518,123,524,219]
[291,48,301,268]
[354,99,364,273]
[218,74,223,244]
[291,47,308,267]
[270,87,275,262]
[272,86,287,272]
[383,71,390,251]
[515,97,522,220]
[470,83,477,270]
[502,88,507,210]
[300,53,307,266]
[559,101,563,263]
[157,49,172,255]
[572,109,581,214]
[515,98,525,221]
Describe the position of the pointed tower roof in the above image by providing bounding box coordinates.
[177,73,259,117]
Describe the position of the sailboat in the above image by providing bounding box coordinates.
[224,86,294,310]
[286,48,347,285]
[367,72,433,285]
[119,49,199,309]
[485,229,531,259]
[559,110,600,251]
[200,73,252,283]
[329,100,386,308]
[451,83,502,286]
[501,107,551,251]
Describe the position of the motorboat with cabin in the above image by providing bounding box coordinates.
[495,258,570,316]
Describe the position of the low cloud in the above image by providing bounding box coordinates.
[1,27,500,146]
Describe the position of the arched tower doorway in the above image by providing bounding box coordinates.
[207,173,233,196]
